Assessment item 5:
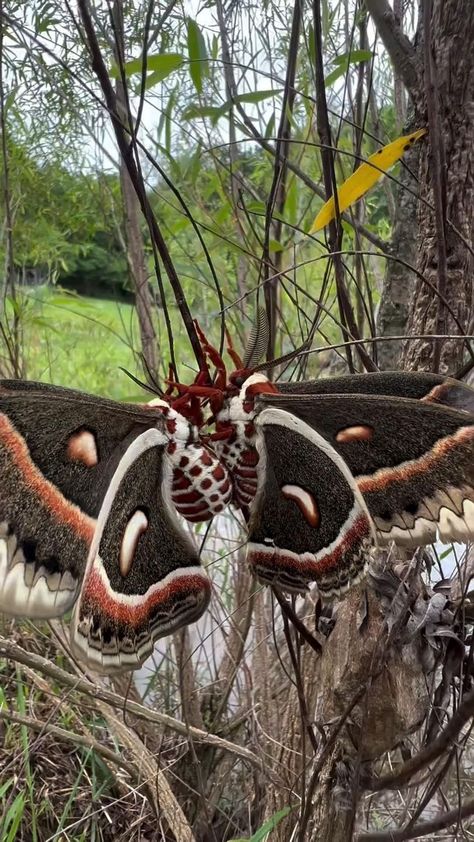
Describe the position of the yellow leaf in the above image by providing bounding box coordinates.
[309,128,427,234]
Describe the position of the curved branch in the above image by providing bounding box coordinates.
[367,686,474,791]
[364,0,419,99]
[0,637,274,779]
[356,796,474,841]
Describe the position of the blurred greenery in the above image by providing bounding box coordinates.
[20,287,145,400]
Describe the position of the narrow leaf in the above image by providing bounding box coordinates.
[183,104,230,123]
[187,18,209,94]
[250,807,293,842]
[233,89,282,105]
[112,53,183,83]
[325,50,373,88]
[324,65,349,88]
[309,128,427,233]
[332,49,373,67]
[265,112,275,139]
[0,777,13,798]
[228,805,294,842]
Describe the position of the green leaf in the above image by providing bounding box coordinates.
[0,777,13,799]
[245,201,266,215]
[332,49,373,66]
[164,89,176,153]
[268,239,284,252]
[211,34,220,60]
[187,18,209,94]
[265,112,276,139]
[233,89,282,105]
[112,53,183,84]
[183,92,280,122]
[228,806,294,842]
[5,793,26,842]
[284,177,298,225]
[183,104,230,124]
[324,65,347,88]
[325,50,373,88]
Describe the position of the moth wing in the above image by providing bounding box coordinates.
[258,392,474,547]
[0,381,163,618]
[71,428,210,674]
[276,371,474,413]
[247,407,375,598]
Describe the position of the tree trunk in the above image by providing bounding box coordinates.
[113,1,158,380]
[375,137,420,370]
[401,0,474,373]
[119,163,159,378]
[257,584,430,841]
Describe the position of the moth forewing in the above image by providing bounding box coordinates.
[256,391,474,550]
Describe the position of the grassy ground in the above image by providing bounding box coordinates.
[21,287,147,401]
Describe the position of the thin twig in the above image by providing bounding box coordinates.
[356,796,474,841]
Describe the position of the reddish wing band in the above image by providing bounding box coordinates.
[0,411,95,618]
[0,382,215,667]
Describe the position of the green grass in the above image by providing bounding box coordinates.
[20,287,147,401]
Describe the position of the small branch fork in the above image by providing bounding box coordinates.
[364,0,419,100]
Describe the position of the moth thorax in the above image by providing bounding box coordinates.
[170,441,232,523]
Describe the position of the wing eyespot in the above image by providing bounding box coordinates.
[66,429,99,467]
[335,425,373,443]
[281,484,320,527]
[120,509,149,577]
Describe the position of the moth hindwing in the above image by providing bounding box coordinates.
[71,427,210,673]
[217,371,474,596]
[257,388,474,549]
[247,407,375,598]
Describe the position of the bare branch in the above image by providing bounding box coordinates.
[364,0,419,99]
[0,636,275,778]
[356,796,474,841]
[367,686,474,791]
[0,708,137,775]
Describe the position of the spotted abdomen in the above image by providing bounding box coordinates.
[217,437,259,509]
[171,442,232,522]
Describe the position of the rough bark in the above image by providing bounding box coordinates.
[113,1,158,380]
[259,585,431,842]
[401,0,474,373]
[375,139,420,370]
[304,585,431,842]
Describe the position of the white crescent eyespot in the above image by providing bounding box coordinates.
[66,430,98,467]
[120,510,149,577]
[281,484,320,527]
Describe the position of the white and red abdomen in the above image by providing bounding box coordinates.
[214,397,259,511]
[147,399,232,523]
[171,440,232,522]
